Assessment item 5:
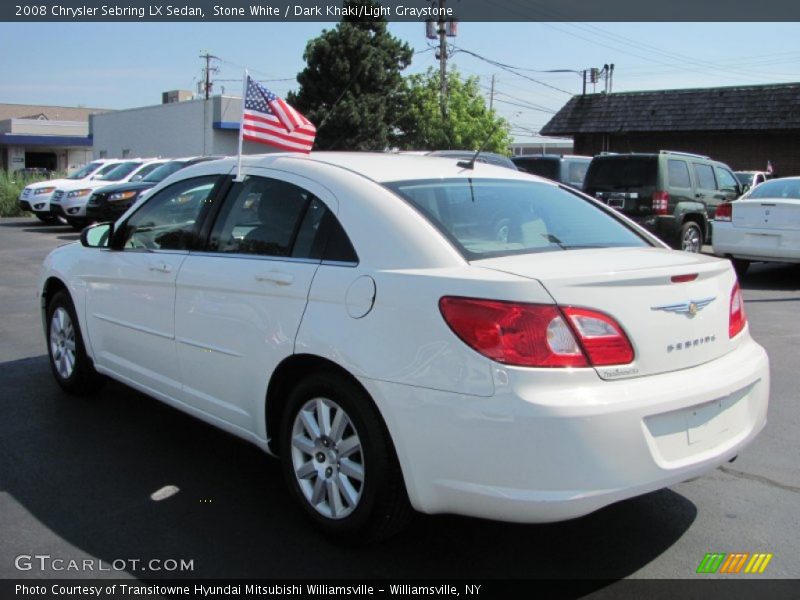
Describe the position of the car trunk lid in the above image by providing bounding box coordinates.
[733,198,800,231]
[473,247,738,380]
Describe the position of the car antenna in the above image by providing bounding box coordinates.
[457,121,503,170]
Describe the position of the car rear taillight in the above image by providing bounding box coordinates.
[729,282,747,338]
[652,191,670,215]
[438,297,634,368]
[716,202,733,221]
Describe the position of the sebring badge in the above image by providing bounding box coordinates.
[651,297,716,318]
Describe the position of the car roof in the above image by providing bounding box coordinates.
[205,152,540,184]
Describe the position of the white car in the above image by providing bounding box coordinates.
[51,159,167,229]
[18,160,120,222]
[713,177,800,275]
[39,153,769,540]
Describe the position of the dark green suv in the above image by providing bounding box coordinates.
[583,151,742,252]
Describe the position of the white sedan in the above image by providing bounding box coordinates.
[713,177,800,275]
[38,153,769,540]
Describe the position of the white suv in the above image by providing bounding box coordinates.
[51,159,167,229]
[18,160,120,222]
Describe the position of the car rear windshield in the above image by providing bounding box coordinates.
[585,157,657,189]
[745,179,800,200]
[142,160,187,183]
[512,158,559,180]
[384,178,650,260]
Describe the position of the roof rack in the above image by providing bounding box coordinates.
[659,150,710,159]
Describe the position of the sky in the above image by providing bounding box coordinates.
[2,21,799,142]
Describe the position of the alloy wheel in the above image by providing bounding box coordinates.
[50,307,76,379]
[290,397,365,520]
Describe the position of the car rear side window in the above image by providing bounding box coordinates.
[693,163,717,190]
[667,159,691,188]
[385,178,649,260]
[209,176,312,257]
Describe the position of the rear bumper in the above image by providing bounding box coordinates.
[713,222,800,263]
[363,336,769,523]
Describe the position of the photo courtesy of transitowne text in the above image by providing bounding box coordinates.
[1,0,799,599]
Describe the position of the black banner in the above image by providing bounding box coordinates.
[2,579,800,600]
[5,0,800,22]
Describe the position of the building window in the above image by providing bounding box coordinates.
[122,149,131,158]
[98,151,108,158]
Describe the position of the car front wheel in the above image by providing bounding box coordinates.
[680,222,703,253]
[46,290,104,395]
[280,372,412,541]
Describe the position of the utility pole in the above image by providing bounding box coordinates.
[199,51,219,100]
[489,74,495,111]
[438,0,447,118]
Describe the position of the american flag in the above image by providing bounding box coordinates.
[242,76,316,153]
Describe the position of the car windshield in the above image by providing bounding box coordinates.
[66,162,104,180]
[142,160,187,183]
[384,178,650,260]
[745,179,800,200]
[585,157,657,189]
[94,161,143,182]
[130,162,164,180]
[735,172,755,186]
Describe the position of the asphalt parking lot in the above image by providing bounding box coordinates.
[0,216,798,585]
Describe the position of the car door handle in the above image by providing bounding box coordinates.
[255,271,294,286]
[148,261,172,274]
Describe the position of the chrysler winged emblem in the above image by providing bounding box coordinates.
[651,297,716,318]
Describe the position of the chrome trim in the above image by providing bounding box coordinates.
[651,297,716,317]
[177,337,244,357]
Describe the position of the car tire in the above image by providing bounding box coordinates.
[732,259,750,278]
[679,222,703,253]
[46,290,104,395]
[280,371,412,542]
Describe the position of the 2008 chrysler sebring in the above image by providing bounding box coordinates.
[39,153,769,540]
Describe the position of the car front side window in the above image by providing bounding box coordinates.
[119,176,219,251]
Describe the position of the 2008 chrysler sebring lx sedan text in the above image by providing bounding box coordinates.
[39,153,769,541]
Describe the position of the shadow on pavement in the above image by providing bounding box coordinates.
[0,355,697,582]
[739,262,800,293]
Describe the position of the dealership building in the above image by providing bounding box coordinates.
[90,92,275,159]
[0,103,108,173]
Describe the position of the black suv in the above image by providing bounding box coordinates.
[583,151,742,252]
[85,156,221,223]
[511,154,591,190]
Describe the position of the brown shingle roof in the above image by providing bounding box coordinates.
[540,82,800,136]
[0,103,111,122]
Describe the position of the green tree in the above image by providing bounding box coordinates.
[396,68,512,154]
[288,0,413,150]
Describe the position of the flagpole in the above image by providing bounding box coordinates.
[236,68,247,181]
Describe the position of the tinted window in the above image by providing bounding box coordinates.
[121,176,218,250]
[564,160,590,187]
[584,157,657,189]
[746,179,800,200]
[693,163,717,190]
[385,178,649,260]
[734,172,754,186]
[512,158,559,180]
[715,167,739,191]
[210,177,313,257]
[667,159,691,188]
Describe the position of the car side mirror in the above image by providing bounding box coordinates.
[80,222,114,248]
